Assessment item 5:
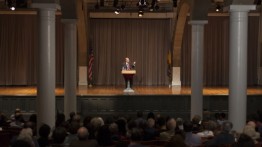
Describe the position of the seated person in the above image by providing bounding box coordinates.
[205,121,235,146]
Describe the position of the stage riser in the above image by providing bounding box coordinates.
[0,95,261,121]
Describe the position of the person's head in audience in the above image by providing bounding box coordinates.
[147,112,155,120]
[73,114,81,123]
[183,121,193,133]
[55,113,66,128]
[109,122,119,134]
[0,112,7,126]
[237,133,255,147]
[176,118,184,130]
[116,118,127,136]
[39,124,51,139]
[15,113,25,123]
[247,121,256,128]
[192,115,201,124]
[83,116,92,127]
[156,116,166,130]
[243,125,260,144]
[220,113,226,120]
[90,117,104,131]
[69,121,80,135]
[29,114,37,124]
[69,112,76,121]
[166,117,176,131]
[52,127,67,144]
[17,128,34,147]
[24,121,36,136]
[222,121,233,133]
[12,140,32,147]
[147,118,155,128]
[130,128,143,142]
[77,127,89,141]
[192,115,201,132]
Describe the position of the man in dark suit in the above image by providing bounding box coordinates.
[122,57,136,88]
[70,127,98,147]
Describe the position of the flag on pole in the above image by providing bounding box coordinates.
[88,47,94,86]
[167,49,172,86]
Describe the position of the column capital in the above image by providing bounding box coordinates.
[31,3,60,11]
[230,5,256,12]
[188,20,208,25]
[61,19,77,24]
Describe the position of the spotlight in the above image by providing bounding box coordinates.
[114,8,120,14]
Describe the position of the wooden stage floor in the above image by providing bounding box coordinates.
[0,86,261,96]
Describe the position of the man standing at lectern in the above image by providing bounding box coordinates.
[122,57,136,88]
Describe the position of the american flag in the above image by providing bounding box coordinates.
[167,49,172,84]
[88,48,94,85]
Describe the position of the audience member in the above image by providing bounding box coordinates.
[89,117,104,139]
[70,127,98,147]
[0,112,8,126]
[197,120,214,138]
[63,121,80,146]
[235,133,255,147]
[160,117,176,141]
[38,124,51,147]
[10,108,22,121]
[29,114,37,124]
[51,127,67,147]
[128,128,145,147]
[147,112,155,120]
[16,128,35,147]
[66,112,75,125]
[116,117,128,139]
[135,111,147,129]
[243,124,260,144]
[183,121,202,146]
[143,118,158,141]
[109,122,121,141]
[55,113,66,128]
[155,116,166,133]
[192,115,201,133]
[205,121,235,146]
[10,112,25,128]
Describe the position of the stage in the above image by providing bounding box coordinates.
[0,86,261,120]
[0,86,261,96]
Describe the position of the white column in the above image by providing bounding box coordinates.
[32,3,59,129]
[189,20,208,119]
[229,5,256,132]
[62,20,77,119]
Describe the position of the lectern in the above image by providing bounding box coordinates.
[121,70,136,92]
